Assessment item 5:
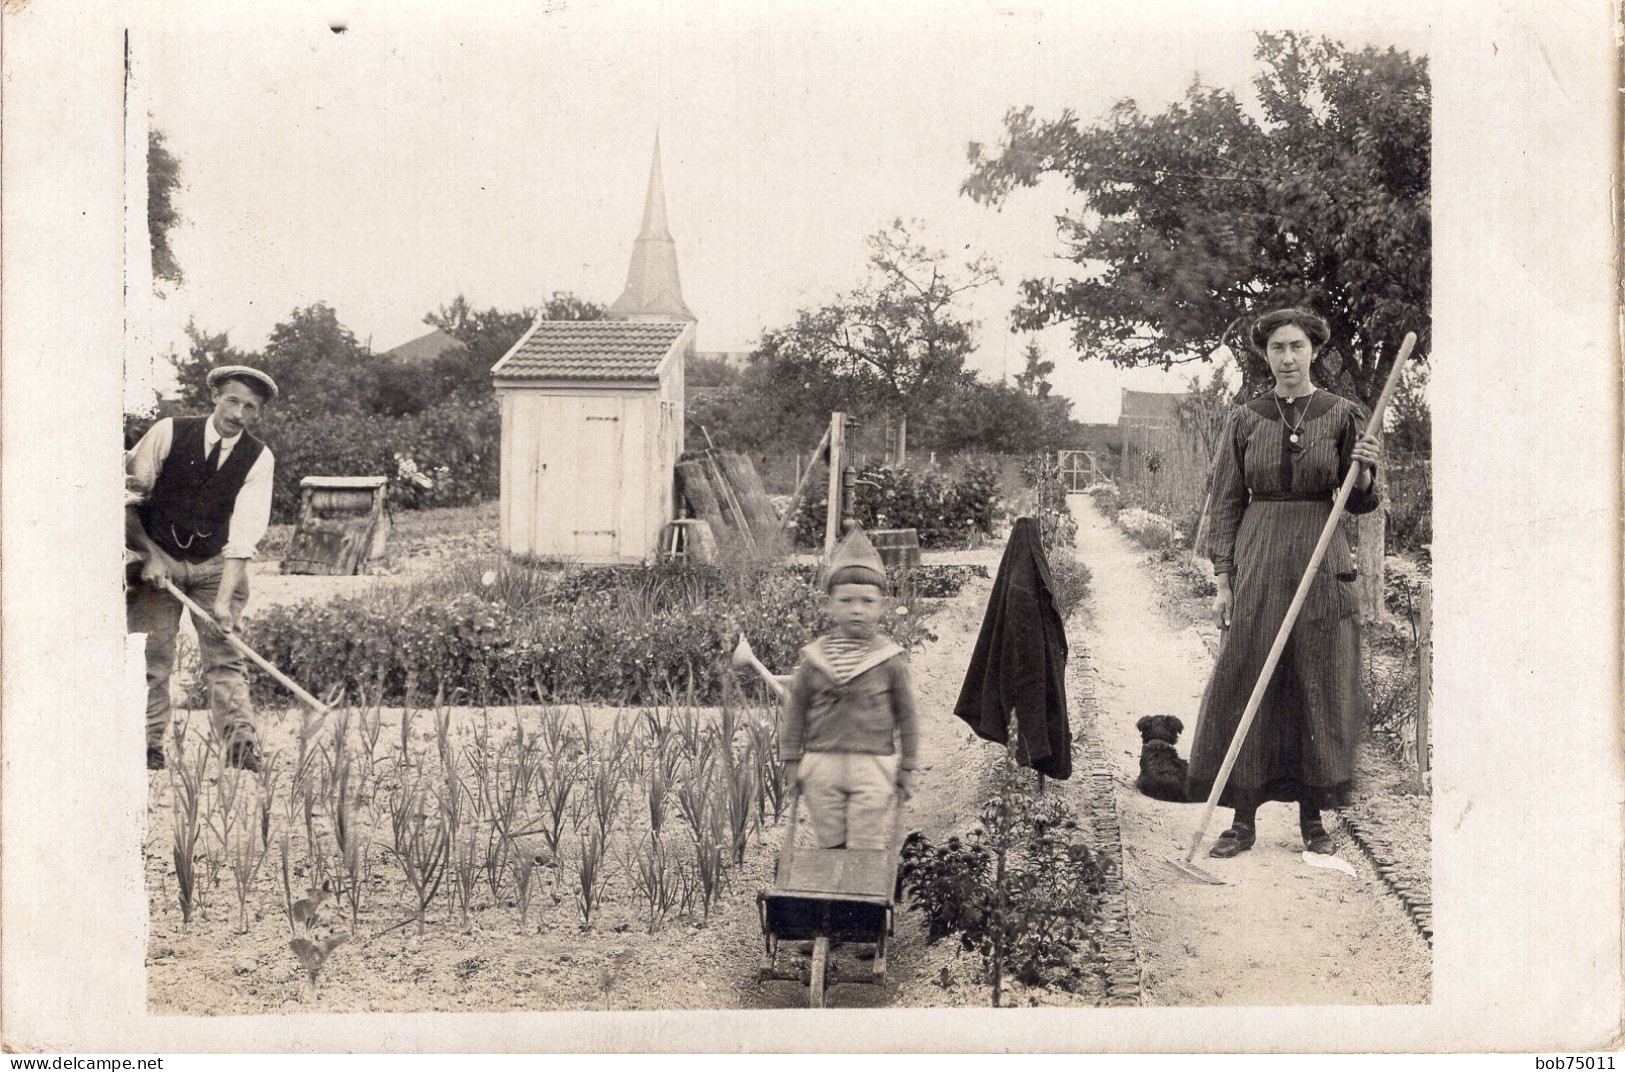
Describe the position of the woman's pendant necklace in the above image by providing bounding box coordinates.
[1274,389,1314,452]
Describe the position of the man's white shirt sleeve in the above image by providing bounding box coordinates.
[224,448,274,559]
[125,417,174,495]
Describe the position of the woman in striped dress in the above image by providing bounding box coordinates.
[1187,307,1383,860]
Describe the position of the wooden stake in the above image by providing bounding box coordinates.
[823,412,845,556]
[781,425,833,531]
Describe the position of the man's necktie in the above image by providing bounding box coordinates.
[205,440,222,471]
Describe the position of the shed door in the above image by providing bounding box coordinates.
[570,397,623,558]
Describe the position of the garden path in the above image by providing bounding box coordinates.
[1068,493,1431,1005]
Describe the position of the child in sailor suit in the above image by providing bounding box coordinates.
[779,529,919,850]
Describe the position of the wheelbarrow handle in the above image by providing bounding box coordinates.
[775,780,802,886]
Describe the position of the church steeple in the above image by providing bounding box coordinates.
[608,132,696,323]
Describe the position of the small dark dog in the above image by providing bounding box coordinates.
[1135,715,1191,802]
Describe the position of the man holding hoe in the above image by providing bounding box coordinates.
[126,366,278,773]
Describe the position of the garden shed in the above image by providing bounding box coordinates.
[492,134,697,562]
[491,319,690,562]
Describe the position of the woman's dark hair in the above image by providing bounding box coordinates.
[1250,307,1331,351]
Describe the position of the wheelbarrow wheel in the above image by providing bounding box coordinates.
[809,937,831,1008]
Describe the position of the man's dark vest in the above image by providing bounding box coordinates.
[140,416,265,563]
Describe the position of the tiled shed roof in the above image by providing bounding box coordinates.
[491,320,687,383]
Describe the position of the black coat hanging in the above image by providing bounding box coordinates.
[951,516,1073,779]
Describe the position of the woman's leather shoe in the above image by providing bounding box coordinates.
[1208,825,1256,858]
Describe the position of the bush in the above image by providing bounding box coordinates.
[1018,454,1078,552]
[1083,480,1122,521]
[1115,508,1178,550]
[791,463,999,549]
[1385,457,1432,556]
[901,776,1107,994]
[1046,550,1092,621]
[785,562,987,600]
[258,397,500,522]
[237,557,949,708]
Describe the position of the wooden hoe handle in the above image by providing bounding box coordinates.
[160,578,332,717]
[1184,332,1418,864]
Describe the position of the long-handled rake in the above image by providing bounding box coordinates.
[160,577,333,723]
[1168,332,1417,885]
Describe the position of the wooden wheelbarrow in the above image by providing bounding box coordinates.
[756,781,909,1008]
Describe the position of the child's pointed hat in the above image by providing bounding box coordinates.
[822,525,888,591]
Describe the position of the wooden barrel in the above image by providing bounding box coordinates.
[869,528,920,570]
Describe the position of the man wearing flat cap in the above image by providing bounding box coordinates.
[126,366,278,772]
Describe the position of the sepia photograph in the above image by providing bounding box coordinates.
[118,2,1432,1016]
[2,0,1618,1055]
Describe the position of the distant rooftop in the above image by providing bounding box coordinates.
[1119,388,1191,424]
[491,320,688,383]
[382,327,466,364]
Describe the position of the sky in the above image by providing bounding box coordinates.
[136,0,1429,423]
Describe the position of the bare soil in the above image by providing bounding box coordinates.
[145,499,1429,1013]
[147,540,1057,1014]
[1067,494,1431,1005]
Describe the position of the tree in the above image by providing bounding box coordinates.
[913,378,1085,454]
[170,319,253,410]
[1385,364,1430,454]
[149,127,184,290]
[258,303,378,416]
[413,291,607,406]
[963,32,1429,403]
[1014,339,1055,398]
[540,292,607,323]
[965,32,1429,616]
[756,219,999,464]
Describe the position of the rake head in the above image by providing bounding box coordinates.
[1164,830,1227,886]
[1164,857,1226,886]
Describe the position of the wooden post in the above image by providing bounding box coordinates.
[1416,583,1432,792]
[823,412,845,556]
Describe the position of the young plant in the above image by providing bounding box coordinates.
[477,726,539,904]
[507,836,539,931]
[252,751,283,855]
[330,744,374,933]
[743,715,782,824]
[574,826,609,929]
[690,830,725,924]
[385,774,451,935]
[645,763,669,839]
[201,739,244,900]
[715,720,759,866]
[228,806,270,934]
[278,832,296,935]
[536,703,570,761]
[585,757,625,844]
[449,819,481,932]
[167,726,209,925]
[524,753,579,863]
[624,832,681,934]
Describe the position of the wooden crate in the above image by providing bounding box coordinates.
[870,528,920,570]
[280,476,390,576]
